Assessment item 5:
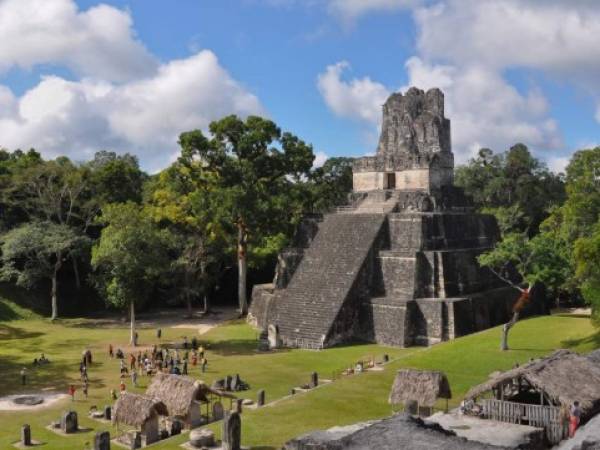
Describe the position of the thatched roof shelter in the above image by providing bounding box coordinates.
[587,349,600,365]
[466,350,600,419]
[113,392,168,427]
[146,373,234,418]
[389,369,451,407]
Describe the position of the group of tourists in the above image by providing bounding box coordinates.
[107,333,209,395]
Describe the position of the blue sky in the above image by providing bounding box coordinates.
[0,0,599,172]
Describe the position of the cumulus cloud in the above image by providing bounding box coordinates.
[313,151,328,168]
[317,0,600,165]
[404,57,562,162]
[317,57,562,163]
[0,0,157,82]
[328,0,422,24]
[0,51,264,171]
[414,0,600,130]
[317,62,390,124]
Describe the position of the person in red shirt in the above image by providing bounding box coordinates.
[68,384,76,401]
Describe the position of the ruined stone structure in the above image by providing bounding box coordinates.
[249,87,544,349]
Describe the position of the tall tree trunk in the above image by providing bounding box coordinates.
[501,311,520,350]
[186,294,193,319]
[50,258,62,321]
[237,221,248,316]
[203,294,209,314]
[72,256,81,290]
[130,301,136,347]
[184,271,193,319]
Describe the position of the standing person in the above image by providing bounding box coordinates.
[119,380,126,392]
[129,353,136,371]
[109,344,114,358]
[198,345,204,359]
[131,370,138,387]
[182,359,188,375]
[82,381,89,399]
[569,401,582,437]
[69,384,76,401]
[20,367,27,386]
[157,328,162,340]
[201,357,207,373]
[191,352,198,367]
[134,332,139,346]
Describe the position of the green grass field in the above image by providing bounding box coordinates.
[1,296,598,449]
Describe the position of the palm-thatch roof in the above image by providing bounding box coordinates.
[389,369,452,407]
[587,349,600,365]
[113,392,168,427]
[146,373,234,417]
[466,350,600,418]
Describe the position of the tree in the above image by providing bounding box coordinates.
[87,151,145,205]
[91,203,170,345]
[308,157,355,212]
[148,164,229,316]
[455,145,565,235]
[178,115,314,314]
[478,232,569,350]
[0,221,90,320]
[574,222,600,325]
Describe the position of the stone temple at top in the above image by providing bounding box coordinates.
[353,87,453,193]
[248,87,543,349]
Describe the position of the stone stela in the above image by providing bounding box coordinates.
[248,87,544,349]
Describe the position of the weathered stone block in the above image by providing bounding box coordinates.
[94,431,110,450]
[21,424,31,446]
[60,411,78,433]
[222,412,241,450]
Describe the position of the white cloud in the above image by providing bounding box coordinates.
[317,62,390,124]
[415,0,600,74]
[0,0,157,82]
[328,0,422,24]
[404,58,562,162]
[0,51,264,172]
[317,57,562,163]
[547,156,570,174]
[317,0,600,163]
[414,0,600,131]
[313,151,328,168]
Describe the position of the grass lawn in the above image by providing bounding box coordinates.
[1,295,599,449]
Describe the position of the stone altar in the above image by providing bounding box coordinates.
[249,87,544,349]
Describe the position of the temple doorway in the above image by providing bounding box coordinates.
[385,172,396,189]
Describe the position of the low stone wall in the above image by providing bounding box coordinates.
[357,285,547,348]
[247,284,275,329]
[359,298,412,347]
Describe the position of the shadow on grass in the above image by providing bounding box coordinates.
[208,339,291,356]
[0,324,43,341]
[561,329,600,350]
[0,354,88,396]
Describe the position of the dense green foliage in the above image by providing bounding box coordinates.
[462,145,600,320]
[455,144,565,235]
[0,117,355,318]
[3,128,600,323]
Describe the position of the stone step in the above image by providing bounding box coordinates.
[273,213,385,345]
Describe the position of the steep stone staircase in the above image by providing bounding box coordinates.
[273,213,386,348]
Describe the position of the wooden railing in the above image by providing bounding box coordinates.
[482,399,567,444]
